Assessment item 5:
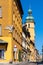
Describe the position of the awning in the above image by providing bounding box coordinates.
[0,39,8,45]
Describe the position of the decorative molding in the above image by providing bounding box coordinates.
[5,25,15,33]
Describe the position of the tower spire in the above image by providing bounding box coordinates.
[28,8,32,16]
[28,3,32,15]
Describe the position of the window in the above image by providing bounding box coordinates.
[17,19,18,21]
[0,25,2,36]
[0,7,2,18]
[0,49,4,59]
[28,24,30,28]
[20,32,22,35]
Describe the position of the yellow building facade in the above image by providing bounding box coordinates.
[0,0,23,63]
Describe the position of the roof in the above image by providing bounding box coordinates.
[26,8,34,22]
[28,9,32,14]
[26,16,34,20]
[15,0,23,17]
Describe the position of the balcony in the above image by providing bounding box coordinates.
[22,47,28,53]
[27,47,31,53]
[30,40,35,46]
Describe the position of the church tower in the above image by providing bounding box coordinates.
[25,8,35,43]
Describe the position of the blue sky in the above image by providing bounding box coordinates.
[20,0,43,54]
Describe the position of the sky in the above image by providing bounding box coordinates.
[20,0,43,54]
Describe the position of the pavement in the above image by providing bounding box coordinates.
[0,61,43,65]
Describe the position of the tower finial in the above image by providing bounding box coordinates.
[26,5,34,20]
[29,3,31,9]
[28,4,32,15]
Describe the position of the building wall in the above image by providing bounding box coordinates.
[0,0,23,62]
[25,20,35,61]
[0,0,13,62]
[29,43,35,61]
[26,22,35,42]
[0,0,13,37]
[0,37,13,62]
[12,0,22,61]
[13,0,22,45]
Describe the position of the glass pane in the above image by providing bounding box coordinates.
[1,50,4,59]
[0,49,4,59]
[0,50,1,58]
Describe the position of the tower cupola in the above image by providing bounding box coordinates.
[26,8,34,21]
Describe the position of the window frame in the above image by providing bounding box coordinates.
[0,6,2,18]
[28,24,30,28]
[0,24,2,36]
